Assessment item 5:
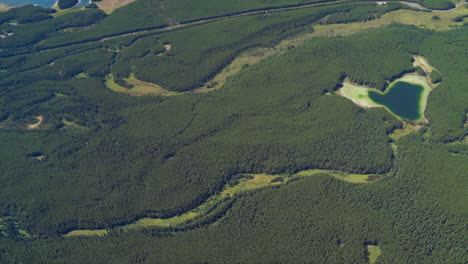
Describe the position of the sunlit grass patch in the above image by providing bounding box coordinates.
[64,229,108,237]
[62,120,87,130]
[95,0,137,14]
[106,74,180,96]
[367,245,382,263]
[294,169,380,183]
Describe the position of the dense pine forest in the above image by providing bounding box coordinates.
[0,0,467,263]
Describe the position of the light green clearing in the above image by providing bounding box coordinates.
[62,120,87,130]
[65,169,380,237]
[389,123,422,141]
[367,245,382,264]
[75,72,89,79]
[337,72,433,124]
[64,229,108,237]
[106,74,180,96]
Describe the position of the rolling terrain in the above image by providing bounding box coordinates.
[0,0,467,263]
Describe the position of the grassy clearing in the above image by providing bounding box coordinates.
[62,120,87,130]
[367,245,382,263]
[413,55,435,74]
[95,0,137,14]
[336,80,382,108]
[64,229,108,237]
[193,48,279,93]
[75,72,89,79]
[106,74,180,96]
[313,7,468,35]
[294,169,381,183]
[389,123,422,140]
[66,173,284,236]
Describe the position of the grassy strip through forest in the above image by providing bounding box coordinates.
[64,169,381,237]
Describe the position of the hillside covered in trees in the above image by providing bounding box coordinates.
[0,0,467,263]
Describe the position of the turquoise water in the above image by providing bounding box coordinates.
[368,81,423,121]
[1,0,90,8]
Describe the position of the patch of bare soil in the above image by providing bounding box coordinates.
[27,116,43,130]
[95,0,137,14]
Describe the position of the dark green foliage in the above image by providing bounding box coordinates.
[416,0,455,10]
[429,70,442,83]
[0,9,106,51]
[37,0,169,49]
[86,3,99,9]
[452,14,468,22]
[58,0,79,9]
[320,2,403,24]
[0,5,55,25]
[0,24,419,236]
[420,27,468,142]
[0,0,466,262]
[415,66,426,75]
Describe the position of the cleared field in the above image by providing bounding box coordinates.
[64,229,108,237]
[294,169,381,183]
[336,80,382,108]
[367,245,382,263]
[312,6,468,35]
[413,55,436,74]
[95,0,137,14]
[193,48,279,93]
[389,123,422,140]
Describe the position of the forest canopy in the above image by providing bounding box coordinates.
[0,0,466,263]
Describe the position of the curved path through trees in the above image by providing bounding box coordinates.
[65,169,382,237]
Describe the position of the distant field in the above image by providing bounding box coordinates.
[95,0,137,14]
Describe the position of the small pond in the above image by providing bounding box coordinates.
[368,81,424,121]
